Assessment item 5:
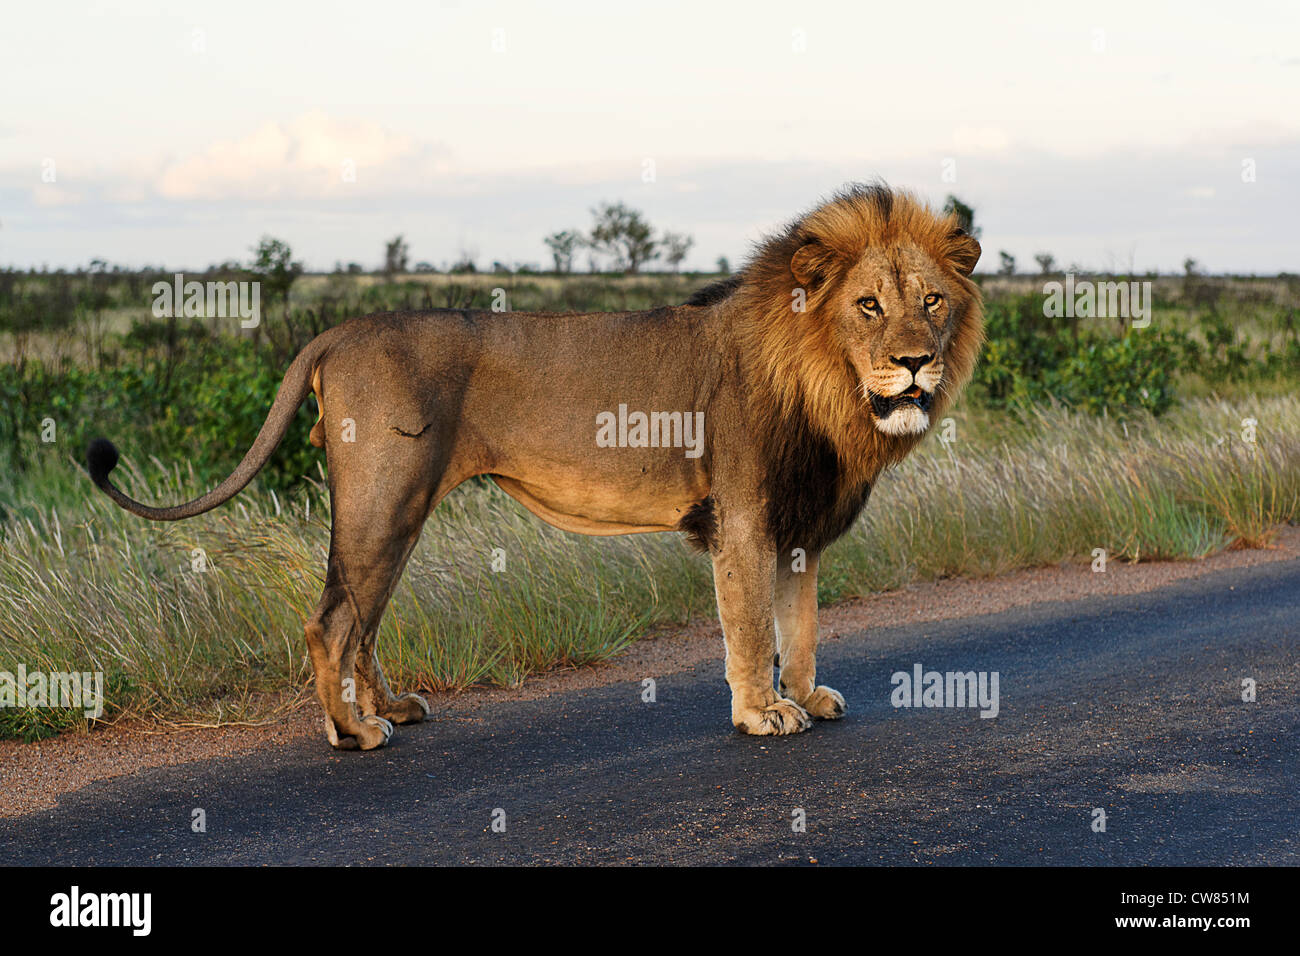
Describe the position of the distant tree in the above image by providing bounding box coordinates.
[345,262,364,274]
[587,201,659,273]
[998,251,1016,276]
[249,236,303,306]
[450,250,478,274]
[413,261,436,273]
[207,259,243,276]
[491,260,511,274]
[84,258,112,367]
[661,232,694,272]
[1034,253,1056,275]
[544,230,582,273]
[942,195,981,239]
[1182,257,1219,309]
[385,235,410,276]
[716,256,731,275]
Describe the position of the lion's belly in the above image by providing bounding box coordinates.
[489,471,704,536]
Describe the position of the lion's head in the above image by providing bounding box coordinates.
[792,217,980,436]
[715,182,984,473]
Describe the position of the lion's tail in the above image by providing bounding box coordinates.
[86,332,331,521]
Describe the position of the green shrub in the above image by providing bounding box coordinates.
[1,331,319,493]
[974,294,1186,417]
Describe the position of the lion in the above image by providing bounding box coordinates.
[87,182,983,750]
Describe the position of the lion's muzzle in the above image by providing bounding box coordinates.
[869,387,933,420]
[868,386,934,436]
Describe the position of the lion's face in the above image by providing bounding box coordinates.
[794,237,979,437]
[831,244,952,436]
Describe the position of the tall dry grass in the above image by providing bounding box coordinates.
[1,395,1295,739]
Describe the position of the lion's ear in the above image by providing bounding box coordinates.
[790,240,836,286]
[943,229,981,277]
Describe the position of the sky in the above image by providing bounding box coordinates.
[2,0,1298,274]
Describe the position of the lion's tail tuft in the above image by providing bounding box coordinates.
[86,437,120,490]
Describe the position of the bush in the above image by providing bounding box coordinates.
[974,295,1186,417]
[1,330,318,493]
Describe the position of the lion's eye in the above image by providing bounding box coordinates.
[857,296,879,314]
[924,293,942,308]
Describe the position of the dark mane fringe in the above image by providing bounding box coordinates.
[684,274,744,307]
[759,394,873,554]
[679,496,718,553]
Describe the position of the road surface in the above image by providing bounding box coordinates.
[3,558,1296,865]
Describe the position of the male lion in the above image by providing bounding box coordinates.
[87,183,983,750]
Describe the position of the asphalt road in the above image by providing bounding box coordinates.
[3,558,1297,866]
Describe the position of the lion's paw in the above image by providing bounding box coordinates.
[383,692,430,725]
[734,697,812,735]
[326,714,394,751]
[802,685,846,720]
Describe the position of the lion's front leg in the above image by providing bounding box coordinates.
[711,514,811,735]
[775,551,845,720]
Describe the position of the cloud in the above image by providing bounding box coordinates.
[31,185,82,207]
[6,134,1299,275]
[154,111,455,201]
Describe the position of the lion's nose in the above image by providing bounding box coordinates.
[890,354,933,375]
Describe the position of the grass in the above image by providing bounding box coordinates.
[820,397,1297,600]
[1,394,1295,741]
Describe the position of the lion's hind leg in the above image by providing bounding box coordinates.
[304,612,393,752]
[355,629,430,725]
[305,448,441,750]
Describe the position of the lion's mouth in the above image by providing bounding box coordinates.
[868,385,934,419]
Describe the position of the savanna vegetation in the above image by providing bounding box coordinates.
[1,228,1296,739]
